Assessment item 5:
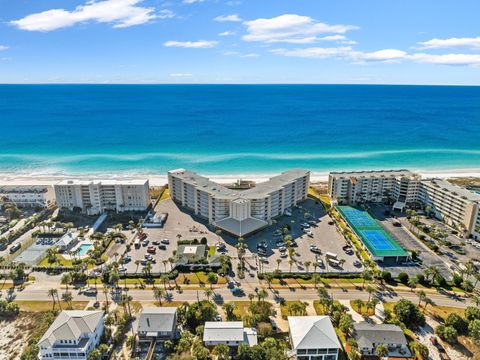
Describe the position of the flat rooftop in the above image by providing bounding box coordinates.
[169,169,309,199]
[422,178,480,202]
[330,169,416,179]
[56,179,148,186]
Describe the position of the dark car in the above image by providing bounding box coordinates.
[158,244,167,250]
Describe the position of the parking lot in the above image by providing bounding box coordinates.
[121,196,364,276]
[368,204,452,278]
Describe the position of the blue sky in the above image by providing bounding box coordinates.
[0,0,479,84]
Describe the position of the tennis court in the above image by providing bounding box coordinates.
[337,205,409,260]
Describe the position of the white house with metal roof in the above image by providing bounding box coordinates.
[38,310,104,360]
[136,307,178,343]
[288,316,341,360]
[203,321,257,347]
[168,169,309,237]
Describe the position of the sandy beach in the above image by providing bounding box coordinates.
[1,168,480,187]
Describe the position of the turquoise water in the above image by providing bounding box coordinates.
[1,84,480,176]
[77,244,92,256]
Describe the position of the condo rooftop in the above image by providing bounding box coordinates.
[168,168,309,200]
[423,178,480,203]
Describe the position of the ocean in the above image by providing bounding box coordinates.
[1,84,480,177]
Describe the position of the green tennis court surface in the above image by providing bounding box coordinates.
[337,206,408,258]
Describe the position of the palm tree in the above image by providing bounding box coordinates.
[288,259,294,273]
[362,269,372,289]
[153,286,165,305]
[312,273,321,288]
[162,260,168,273]
[366,285,375,302]
[204,288,213,301]
[48,288,57,310]
[353,299,364,314]
[61,272,72,293]
[276,259,282,270]
[417,290,427,307]
[62,292,73,309]
[304,261,311,273]
[248,293,255,304]
[257,288,268,302]
[223,302,235,321]
[160,274,170,291]
[312,261,318,273]
[408,277,418,292]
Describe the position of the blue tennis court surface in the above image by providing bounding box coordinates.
[337,205,408,258]
[360,230,396,251]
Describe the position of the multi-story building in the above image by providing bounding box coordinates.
[328,169,480,238]
[328,170,421,208]
[136,307,178,343]
[287,316,341,360]
[38,310,104,360]
[420,179,480,238]
[168,169,310,237]
[353,322,411,358]
[54,179,149,215]
[0,185,52,208]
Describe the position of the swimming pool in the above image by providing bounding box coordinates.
[77,243,93,256]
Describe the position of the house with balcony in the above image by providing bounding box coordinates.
[136,307,178,343]
[353,322,411,358]
[38,310,105,360]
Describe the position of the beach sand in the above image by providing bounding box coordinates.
[1,168,480,187]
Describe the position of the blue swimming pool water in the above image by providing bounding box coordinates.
[77,244,93,256]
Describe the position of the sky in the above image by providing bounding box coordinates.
[0,0,479,84]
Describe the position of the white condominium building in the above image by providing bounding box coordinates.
[38,310,104,360]
[54,179,149,215]
[420,179,480,238]
[328,170,421,207]
[0,185,52,208]
[328,169,480,238]
[168,169,310,237]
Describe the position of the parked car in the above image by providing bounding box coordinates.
[83,287,98,296]
[353,260,362,267]
[158,244,167,250]
[278,246,287,252]
[161,239,170,245]
[259,256,269,263]
[123,255,132,263]
[152,240,160,245]
[309,245,321,253]
[280,252,288,258]
[147,246,156,254]
[142,239,149,246]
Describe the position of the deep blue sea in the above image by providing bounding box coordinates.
[1,84,480,177]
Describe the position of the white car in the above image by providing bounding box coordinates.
[259,256,269,263]
[280,252,288,258]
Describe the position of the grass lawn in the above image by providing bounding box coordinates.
[233,301,252,320]
[37,255,75,267]
[313,300,342,315]
[208,246,216,257]
[280,300,308,319]
[426,305,466,321]
[14,300,89,312]
[159,188,170,201]
[179,272,227,285]
[350,300,375,316]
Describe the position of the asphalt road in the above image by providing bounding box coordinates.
[9,283,471,309]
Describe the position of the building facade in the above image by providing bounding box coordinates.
[420,179,480,238]
[38,310,104,360]
[288,316,341,360]
[328,169,480,238]
[0,185,51,208]
[54,179,149,215]
[168,169,310,237]
[328,170,421,208]
[353,322,411,358]
[136,308,177,343]
[203,322,257,347]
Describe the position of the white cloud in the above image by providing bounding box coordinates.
[163,40,218,48]
[11,0,158,31]
[218,31,236,36]
[319,35,346,41]
[241,53,260,57]
[214,14,242,22]
[0,45,8,51]
[271,46,353,59]
[242,14,358,43]
[222,50,239,56]
[357,49,407,62]
[158,9,175,19]
[169,73,193,77]
[408,53,480,66]
[183,0,205,3]
[418,37,480,49]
